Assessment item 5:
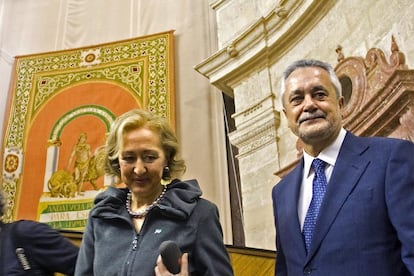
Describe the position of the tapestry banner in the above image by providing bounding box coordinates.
[1,30,175,231]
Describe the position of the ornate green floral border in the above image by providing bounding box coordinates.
[1,30,175,222]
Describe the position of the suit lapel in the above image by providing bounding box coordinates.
[278,159,308,254]
[306,133,370,260]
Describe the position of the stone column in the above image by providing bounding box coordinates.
[229,92,280,249]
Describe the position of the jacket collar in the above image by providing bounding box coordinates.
[91,179,202,221]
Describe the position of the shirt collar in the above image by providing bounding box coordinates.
[303,128,347,176]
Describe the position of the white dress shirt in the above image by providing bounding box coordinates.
[298,128,347,230]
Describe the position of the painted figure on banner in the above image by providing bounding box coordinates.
[48,169,78,198]
[47,132,106,198]
[67,132,94,194]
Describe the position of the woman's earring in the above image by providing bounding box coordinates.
[161,166,171,186]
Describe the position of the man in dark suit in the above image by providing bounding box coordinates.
[272,59,414,275]
[0,188,79,275]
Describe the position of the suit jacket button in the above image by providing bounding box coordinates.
[303,267,312,274]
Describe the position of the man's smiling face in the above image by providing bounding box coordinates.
[283,66,344,150]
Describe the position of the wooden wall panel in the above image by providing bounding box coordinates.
[228,246,276,276]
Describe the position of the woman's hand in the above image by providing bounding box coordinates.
[155,253,188,276]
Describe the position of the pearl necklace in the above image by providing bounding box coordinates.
[126,185,167,218]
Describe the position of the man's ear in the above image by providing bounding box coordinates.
[338,96,345,109]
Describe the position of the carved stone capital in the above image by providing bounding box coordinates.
[229,95,280,158]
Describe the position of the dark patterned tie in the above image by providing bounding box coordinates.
[303,158,327,253]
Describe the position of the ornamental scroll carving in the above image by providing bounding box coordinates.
[276,36,414,177]
[334,35,413,140]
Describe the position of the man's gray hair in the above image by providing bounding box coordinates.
[280,59,342,107]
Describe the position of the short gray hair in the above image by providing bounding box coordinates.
[280,59,342,107]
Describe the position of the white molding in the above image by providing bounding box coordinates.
[194,0,336,95]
